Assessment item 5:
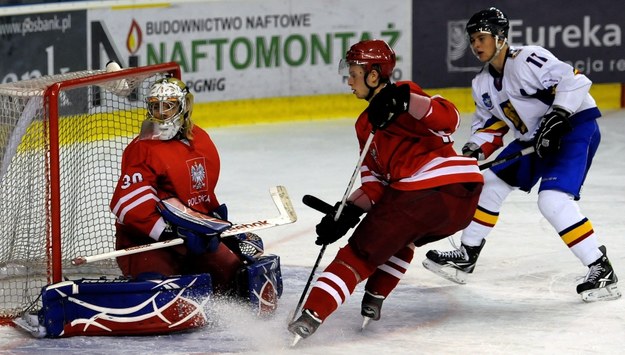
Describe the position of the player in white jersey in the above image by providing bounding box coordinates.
[423,7,620,302]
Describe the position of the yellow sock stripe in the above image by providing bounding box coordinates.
[559,218,594,247]
[472,205,499,227]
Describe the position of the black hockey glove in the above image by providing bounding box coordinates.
[367,83,410,129]
[315,202,365,246]
[534,107,572,158]
[462,142,485,160]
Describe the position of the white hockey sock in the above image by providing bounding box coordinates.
[461,170,515,247]
[538,189,602,265]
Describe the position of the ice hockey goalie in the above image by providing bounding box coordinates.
[13,198,283,338]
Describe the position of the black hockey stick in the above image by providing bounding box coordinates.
[302,194,334,214]
[289,195,334,323]
[290,130,376,325]
[287,194,334,320]
[288,195,333,323]
[478,146,535,170]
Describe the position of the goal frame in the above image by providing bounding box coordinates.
[34,62,181,287]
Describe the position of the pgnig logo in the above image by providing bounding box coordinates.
[447,20,482,73]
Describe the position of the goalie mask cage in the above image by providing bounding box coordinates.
[0,62,181,322]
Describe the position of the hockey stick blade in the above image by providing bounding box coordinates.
[272,185,298,223]
[222,185,297,235]
[72,185,297,265]
[302,194,334,214]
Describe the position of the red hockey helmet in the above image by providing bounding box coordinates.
[339,39,396,80]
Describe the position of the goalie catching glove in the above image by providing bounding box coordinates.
[315,202,365,245]
[157,198,232,254]
[534,107,572,158]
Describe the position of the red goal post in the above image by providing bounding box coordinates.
[0,62,181,321]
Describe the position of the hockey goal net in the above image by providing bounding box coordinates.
[0,62,181,321]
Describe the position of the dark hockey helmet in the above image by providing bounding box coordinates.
[338,39,396,80]
[466,7,509,38]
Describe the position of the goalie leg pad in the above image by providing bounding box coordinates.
[33,274,212,337]
[236,255,283,316]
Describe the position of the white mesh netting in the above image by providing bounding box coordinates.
[0,67,172,319]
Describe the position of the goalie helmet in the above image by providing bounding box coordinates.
[338,39,396,80]
[466,7,509,39]
[143,77,194,141]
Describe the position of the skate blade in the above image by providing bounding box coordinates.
[361,316,372,331]
[13,313,47,338]
[290,334,303,347]
[580,284,622,302]
[422,258,468,284]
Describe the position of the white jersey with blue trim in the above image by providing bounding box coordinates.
[469,45,597,144]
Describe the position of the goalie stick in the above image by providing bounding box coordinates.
[72,185,297,265]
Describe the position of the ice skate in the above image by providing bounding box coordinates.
[361,291,385,330]
[422,240,485,284]
[12,312,46,338]
[577,246,621,302]
[288,309,322,346]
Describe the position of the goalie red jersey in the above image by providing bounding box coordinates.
[110,125,221,243]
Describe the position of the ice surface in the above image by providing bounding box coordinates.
[2,110,624,354]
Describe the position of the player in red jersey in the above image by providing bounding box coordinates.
[288,39,484,343]
[109,77,243,293]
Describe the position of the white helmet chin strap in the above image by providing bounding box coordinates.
[471,34,507,64]
[489,36,508,63]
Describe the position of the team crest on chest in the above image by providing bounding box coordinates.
[187,158,207,191]
[481,93,493,109]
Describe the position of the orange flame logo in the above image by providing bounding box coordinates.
[126,19,142,54]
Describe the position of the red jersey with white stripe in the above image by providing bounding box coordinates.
[110,125,221,242]
[356,81,483,203]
